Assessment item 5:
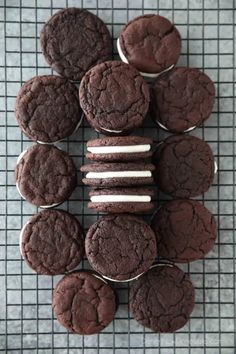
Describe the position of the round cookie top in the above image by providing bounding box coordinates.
[118,14,181,74]
[53,271,116,334]
[153,135,215,198]
[40,8,112,81]
[79,61,150,134]
[129,264,195,332]
[15,144,77,207]
[80,162,155,188]
[21,210,84,275]
[85,214,157,281]
[151,199,217,263]
[88,187,154,214]
[151,67,215,133]
[15,75,82,143]
[86,136,153,162]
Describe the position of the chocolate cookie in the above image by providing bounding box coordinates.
[15,75,83,143]
[80,162,155,188]
[153,135,215,198]
[129,264,195,332]
[118,14,181,77]
[85,214,157,281]
[53,271,116,334]
[151,200,217,263]
[86,136,153,162]
[20,210,84,275]
[151,67,215,133]
[79,61,150,134]
[15,144,76,207]
[40,8,112,81]
[88,188,154,213]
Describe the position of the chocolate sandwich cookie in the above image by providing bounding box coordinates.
[20,210,84,275]
[15,144,76,207]
[88,188,154,213]
[80,162,155,188]
[53,271,116,334]
[79,61,150,134]
[129,264,195,332]
[86,136,153,162]
[151,199,217,263]
[118,14,181,77]
[153,135,215,198]
[85,214,157,281]
[40,8,112,81]
[15,75,83,143]
[151,67,215,133]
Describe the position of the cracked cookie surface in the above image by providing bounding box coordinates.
[119,14,181,73]
[151,199,217,262]
[153,135,215,198]
[53,271,116,334]
[151,67,215,133]
[129,265,195,332]
[40,8,112,81]
[85,214,157,281]
[79,61,150,134]
[15,144,77,206]
[21,210,84,275]
[15,75,82,143]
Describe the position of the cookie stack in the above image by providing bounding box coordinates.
[13,7,218,336]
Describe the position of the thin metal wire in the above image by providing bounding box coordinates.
[1,1,235,353]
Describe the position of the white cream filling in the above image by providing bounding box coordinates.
[214,161,218,174]
[86,171,151,179]
[19,221,29,258]
[157,120,196,133]
[90,195,151,203]
[16,149,62,208]
[117,38,174,78]
[99,127,123,134]
[37,113,84,144]
[87,144,150,154]
[102,271,145,283]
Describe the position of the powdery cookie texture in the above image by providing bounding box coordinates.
[151,67,215,133]
[152,135,215,198]
[118,14,181,76]
[15,144,77,207]
[20,210,84,275]
[40,8,112,81]
[86,136,153,162]
[79,61,150,134]
[15,75,82,143]
[53,271,116,335]
[151,199,217,263]
[80,162,155,188]
[129,264,195,332]
[88,188,155,213]
[85,214,157,281]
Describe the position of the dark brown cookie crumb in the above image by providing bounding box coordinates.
[151,67,215,133]
[53,271,116,334]
[79,61,150,134]
[129,264,195,332]
[40,8,112,81]
[151,199,217,262]
[119,14,181,74]
[15,75,82,143]
[15,144,77,207]
[153,135,215,198]
[21,210,84,275]
[85,214,157,281]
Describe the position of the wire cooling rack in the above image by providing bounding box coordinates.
[0,0,235,353]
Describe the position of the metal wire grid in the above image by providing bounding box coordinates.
[0,0,235,353]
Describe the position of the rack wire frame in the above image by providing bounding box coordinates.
[0,0,235,353]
